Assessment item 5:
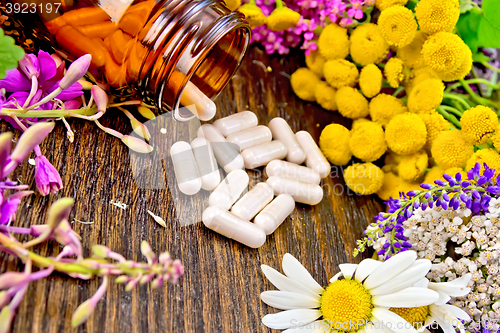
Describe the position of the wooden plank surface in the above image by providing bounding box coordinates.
[0,46,383,333]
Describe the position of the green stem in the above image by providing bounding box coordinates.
[459,79,499,109]
[274,0,284,7]
[446,78,500,93]
[482,61,500,74]
[437,106,461,128]
[443,93,471,110]
[0,107,99,118]
[392,86,405,97]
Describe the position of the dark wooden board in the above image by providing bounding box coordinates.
[0,46,383,333]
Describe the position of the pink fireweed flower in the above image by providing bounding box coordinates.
[347,0,365,19]
[34,155,63,196]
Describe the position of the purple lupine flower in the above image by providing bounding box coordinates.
[34,155,63,196]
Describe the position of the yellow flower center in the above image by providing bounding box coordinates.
[389,306,429,328]
[320,279,373,332]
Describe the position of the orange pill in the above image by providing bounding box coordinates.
[118,13,147,36]
[125,0,155,16]
[109,30,133,65]
[127,41,148,81]
[62,6,110,26]
[138,10,161,41]
[56,25,106,67]
[76,21,117,39]
[44,15,66,34]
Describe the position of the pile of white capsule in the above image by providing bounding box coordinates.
[170,111,330,248]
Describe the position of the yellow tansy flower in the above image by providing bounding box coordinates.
[319,124,352,165]
[238,3,267,27]
[315,81,337,111]
[415,0,460,35]
[324,59,359,89]
[359,64,383,98]
[318,24,350,60]
[423,165,447,184]
[431,130,474,168]
[405,66,439,94]
[383,151,403,174]
[290,67,320,102]
[349,121,387,162]
[376,172,402,200]
[407,78,445,113]
[369,93,408,126]
[435,44,473,82]
[397,31,428,69]
[350,23,390,66]
[375,0,408,11]
[418,112,449,149]
[378,6,418,47]
[492,125,500,152]
[344,163,385,195]
[460,105,498,145]
[224,0,241,11]
[336,86,369,119]
[385,113,427,155]
[352,118,371,131]
[466,149,500,176]
[266,6,300,31]
[384,57,407,88]
[305,49,325,78]
[398,149,428,181]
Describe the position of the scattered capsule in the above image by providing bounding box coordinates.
[198,124,244,173]
[231,182,274,221]
[191,138,221,191]
[268,117,306,164]
[241,140,287,169]
[296,131,331,178]
[203,206,266,248]
[213,111,258,137]
[208,170,249,210]
[265,160,321,185]
[254,194,295,235]
[170,141,202,195]
[225,125,272,151]
[266,176,323,205]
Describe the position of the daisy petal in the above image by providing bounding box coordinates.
[261,265,319,298]
[364,251,417,289]
[282,254,324,294]
[442,304,470,321]
[339,264,358,280]
[330,271,342,283]
[372,308,418,333]
[428,274,471,297]
[433,290,451,305]
[260,290,320,310]
[430,305,465,333]
[354,259,383,283]
[372,287,439,307]
[370,260,432,296]
[283,320,330,332]
[412,278,429,288]
[262,309,322,330]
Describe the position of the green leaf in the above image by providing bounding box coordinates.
[459,0,474,13]
[456,8,483,52]
[472,52,492,63]
[477,17,500,49]
[482,0,500,30]
[0,28,24,79]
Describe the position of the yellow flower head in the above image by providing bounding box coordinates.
[397,31,428,69]
[224,0,241,11]
[336,86,369,119]
[407,78,445,113]
[349,121,387,162]
[238,3,267,27]
[376,172,402,200]
[405,66,438,94]
[421,32,470,80]
[375,0,408,11]
[435,44,472,82]
[290,67,320,102]
[350,23,390,66]
[378,6,418,47]
[318,23,350,60]
[383,151,403,174]
[460,105,498,145]
[384,57,407,88]
[266,7,300,31]
[352,118,371,131]
[415,0,460,35]
[398,149,428,181]
[344,163,385,195]
[431,130,474,168]
[466,149,500,177]
[423,165,447,184]
[418,112,449,149]
[315,81,337,111]
[319,124,352,165]
[369,93,408,126]
[360,64,383,98]
[385,113,427,155]
[492,125,500,152]
[324,59,359,89]
[305,49,325,78]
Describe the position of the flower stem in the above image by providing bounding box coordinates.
[437,106,461,128]
[459,79,499,109]
[443,92,471,110]
[0,107,99,118]
[445,78,500,93]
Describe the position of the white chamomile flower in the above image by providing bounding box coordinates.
[260,251,439,332]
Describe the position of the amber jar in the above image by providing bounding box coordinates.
[16,0,250,121]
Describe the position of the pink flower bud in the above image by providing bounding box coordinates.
[46,198,74,229]
[115,276,129,284]
[18,54,39,79]
[121,135,153,153]
[0,272,27,290]
[10,122,55,163]
[71,276,107,327]
[91,85,108,113]
[140,241,153,258]
[0,132,13,178]
[34,155,63,196]
[0,306,13,333]
[92,245,110,258]
[59,54,91,90]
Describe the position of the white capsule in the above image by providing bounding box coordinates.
[225,125,272,151]
[190,138,221,191]
[170,141,202,195]
[212,111,258,137]
[241,140,287,169]
[231,182,274,221]
[266,176,323,205]
[265,160,321,185]
[197,124,244,173]
[295,131,331,178]
[179,81,216,121]
[202,206,266,248]
[254,194,295,235]
[208,169,249,210]
[268,117,306,164]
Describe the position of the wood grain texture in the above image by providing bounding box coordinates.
[0,47,383,333]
